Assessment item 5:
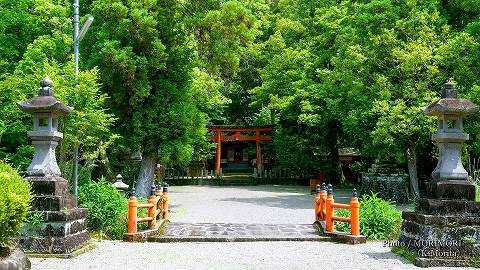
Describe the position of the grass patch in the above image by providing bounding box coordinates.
[476,186,479,202]
[391,246,417,263]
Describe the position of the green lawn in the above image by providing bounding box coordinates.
[477,186,480,202]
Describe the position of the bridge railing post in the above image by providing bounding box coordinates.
[128,190,138,233]
[325,184,334,232]
[350,189,360,236]
[314,184,321,222]
[162,183,169,220]
[148,185,157,229]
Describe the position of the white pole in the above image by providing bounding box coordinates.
[73,0,80,196]
[74,0,79,79]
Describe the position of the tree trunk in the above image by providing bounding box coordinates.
[326,120,345,183]
[135,155,156,197]
[406,142,420,200]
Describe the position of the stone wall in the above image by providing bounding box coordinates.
[360,173,410,203]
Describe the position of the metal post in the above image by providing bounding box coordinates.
[72,0,80,195]
[72,1,93,196]
[74,0,79,79]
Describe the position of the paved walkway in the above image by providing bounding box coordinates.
[154,223,324,242]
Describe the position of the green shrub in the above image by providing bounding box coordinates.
[0,162,32,247]
[78,179,128,239]
[335,193,402,240]
[391,246,417,263]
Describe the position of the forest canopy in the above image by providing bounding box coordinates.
[1,0,479,196]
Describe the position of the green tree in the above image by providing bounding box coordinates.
[0,1,116,180]
[189,0,256,92]
[82,0,208,196]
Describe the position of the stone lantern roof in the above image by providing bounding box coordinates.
[422,80,479,116]
[17,77,73,114]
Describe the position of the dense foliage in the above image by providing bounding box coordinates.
[0,0,116,183]
[1,0,480,196]
[78,179,128,239]
[0,162,32,246]
[335,193,402,240]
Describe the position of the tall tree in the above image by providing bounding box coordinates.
[83,0,208,196]
[0,0,115,178]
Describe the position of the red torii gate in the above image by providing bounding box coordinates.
[208,125,273,176]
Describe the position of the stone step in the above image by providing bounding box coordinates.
[148,223,328,242]
[401,220,480,242]
[416,199,480,217]
[402,211,480,226]
[19,230,90,255]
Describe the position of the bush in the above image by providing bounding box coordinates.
[0,162,32,247]
[78,179,128,239]
[335,193,402,240]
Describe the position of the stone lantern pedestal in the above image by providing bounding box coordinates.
[16,78,90,256]
[399,81,480,267]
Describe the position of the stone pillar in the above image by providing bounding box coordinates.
[399,80,480,267]
[17,77,90,256]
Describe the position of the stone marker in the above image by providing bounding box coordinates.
[16,77,90,256]
[399,80,480,267]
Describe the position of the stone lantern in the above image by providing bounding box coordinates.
[113,174,129,191]
[399,80,480,267]
[17,77,90,256]
[422,80,479,200]
[18,77,73,177]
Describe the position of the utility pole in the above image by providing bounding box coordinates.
[72,0,93,195]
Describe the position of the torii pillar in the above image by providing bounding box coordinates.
[215,131,221,176]
[256,131,262,176]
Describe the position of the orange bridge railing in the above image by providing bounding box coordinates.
[127,183,169,234]
[314,183,360,236]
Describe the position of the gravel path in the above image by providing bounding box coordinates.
[30,240,467,270]
[30,185,447,269]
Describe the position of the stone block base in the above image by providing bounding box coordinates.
[413,257,480,268]
[31,195,77,211]
[18,208,90,255]
[399,198,480,267]
[427,180,476,201]
[317,221,366,245]
[124,224,163,243]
